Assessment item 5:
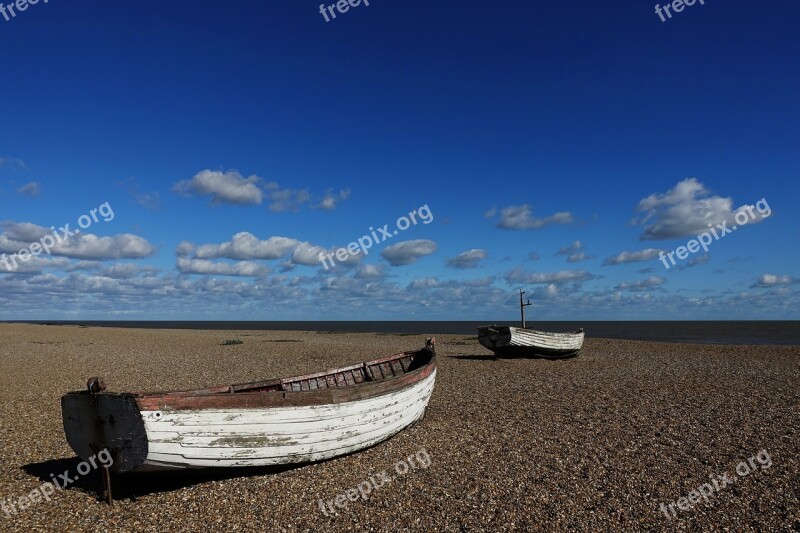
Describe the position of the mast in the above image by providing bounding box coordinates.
[519,289,532,328]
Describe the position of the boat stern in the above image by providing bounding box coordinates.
[61,378,149,473]
[477,325,512,352]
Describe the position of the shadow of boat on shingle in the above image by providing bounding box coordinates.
[447,352,582,361]
[23,458,303,501]
[447,354,498,361]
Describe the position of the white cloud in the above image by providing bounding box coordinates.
[406,277,494,291]
[556,240,582,255]
[172,169,263,205]
[381,239,438,266]
[186,233,359,269]
[1,263,797,320]
[176,241,195,257]
[0,256,156,278]
[603,248,665,266]
[615,276,666,291]
[0,157,29,171]
[63,260,104,273]
[531,284,559,299]
[315,189,350,210]
[751,274,799,288]
[555,241,594,263]
[291,242,329,266]
[17,181,41,196]
[566,252,594,263]
[355,264,386,279]
[171,169,347,212]
[0,222,155,260]
[633,178,770,240]
[278,261,296,273]
[408,277,440,289]
[445,249,488,269]
[100,263,158,279]
[0,221,48,242]
[685,254,711,268]
[315,245,364,268]
[134,191,161,210]
[119,177,161,210]
[504,268,596,285]
[264,182,311,212]
[195,233,300,260]
[494,205,574,230]
[53,234,156,260]
[177,257,269,277]
[0,255,74,274]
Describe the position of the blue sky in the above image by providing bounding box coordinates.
[0,0,798,320]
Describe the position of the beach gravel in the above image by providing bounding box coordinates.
[0,324,797,532]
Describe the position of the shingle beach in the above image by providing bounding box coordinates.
[0,324,797,532]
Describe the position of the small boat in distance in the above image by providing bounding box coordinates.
[478,325,584,358]
[478,290,584,358]
[61,338,437,476]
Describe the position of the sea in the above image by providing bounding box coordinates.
[8,321,800,346]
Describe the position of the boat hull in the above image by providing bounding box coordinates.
[138,370,435,470]
[61,344,436,472]
[477,326,584,358]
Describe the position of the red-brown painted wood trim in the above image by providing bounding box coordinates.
[135,350,435,412]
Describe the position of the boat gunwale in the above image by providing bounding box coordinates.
[478,325,585,336]
[137,364,434,410]
[62,346,437,411]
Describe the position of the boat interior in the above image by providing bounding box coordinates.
[135,345,435,397]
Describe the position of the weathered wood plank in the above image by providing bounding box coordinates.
[140,373,435,468]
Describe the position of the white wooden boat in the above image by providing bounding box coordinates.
[61,339,436,473]
[477,326,584,358]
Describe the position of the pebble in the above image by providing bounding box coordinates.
[0,325,797,531]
